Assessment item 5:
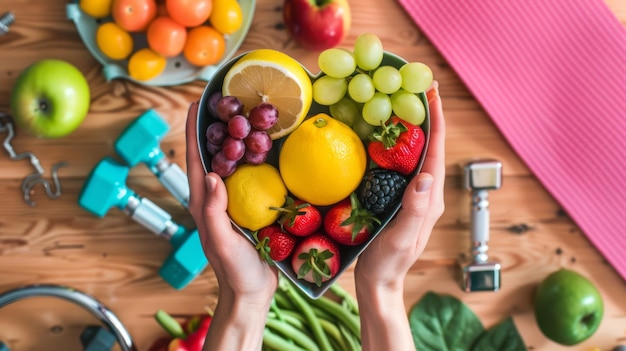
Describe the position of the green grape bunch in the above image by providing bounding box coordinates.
[313,33,433,140]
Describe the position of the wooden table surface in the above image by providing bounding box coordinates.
[1,1,625,350]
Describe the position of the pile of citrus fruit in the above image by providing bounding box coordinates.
[200,33,432,290]
[79,0,243,81]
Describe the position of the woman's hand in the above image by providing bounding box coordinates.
[354,81,446,351]
[185,102,277,350]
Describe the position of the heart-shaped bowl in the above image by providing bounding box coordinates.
[197,51,430,299]
[66,0,255,86]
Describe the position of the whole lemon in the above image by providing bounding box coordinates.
[279,113,367,206]
[224,163,287,231]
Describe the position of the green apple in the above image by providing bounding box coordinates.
[10,59,90,138]
[534,268,603,345]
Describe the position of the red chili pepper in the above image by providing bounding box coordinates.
[168,315,211,351]
[154,309,212,351]
[147,336,171,351]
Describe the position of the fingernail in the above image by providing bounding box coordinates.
[206,174,217,191]
[416,176,433,192]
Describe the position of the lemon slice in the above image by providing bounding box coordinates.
[222,49,313,140]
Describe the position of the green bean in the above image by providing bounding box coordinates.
[311,304,336,322]
[280,279,333,351]
[282,307,350,350]
[330,283,359,315]
[263,328,307,351]
[269,298,287,323]
[297,288,361,339]
[327,331,344,351]
[273,288,296,310]
[279,307,348,350]
[268,276,363,351]
[279,309,306,323]
[318,317,349,351]
[339,322,362,351]
[268,311,306,330]
[266,317,320,351]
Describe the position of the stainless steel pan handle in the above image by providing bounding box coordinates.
[0,284,137,351]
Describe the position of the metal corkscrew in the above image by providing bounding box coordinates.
[0,113,67,206]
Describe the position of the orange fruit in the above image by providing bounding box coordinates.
[183,25,225,66]
[210,0,243,34]
[128,48,167,81]
[222,49,313,140]
[146,16,187,57]
[166,0,212,27]
[111,0,157,32]
[224,163,288,231]
[96,22,134,60]
[279,113,367,206]
[79,0,114,18]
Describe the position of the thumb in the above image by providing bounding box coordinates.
[394,173,434,228]
[203,172,232,231]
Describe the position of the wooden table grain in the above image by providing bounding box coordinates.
[1,1,625,350]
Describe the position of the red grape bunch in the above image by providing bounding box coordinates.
[205,92,279,178]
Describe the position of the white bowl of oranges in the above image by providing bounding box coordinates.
[67,0,255,86]
[197,34,432,298]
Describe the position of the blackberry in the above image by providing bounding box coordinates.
[357,169,408,215]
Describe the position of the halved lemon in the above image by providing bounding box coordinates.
[222,49,313,140]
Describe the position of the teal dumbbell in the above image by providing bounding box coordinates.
[78,157,207,290]
[81,326,115,351]
[114,109,189,208]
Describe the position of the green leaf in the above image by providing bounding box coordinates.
[409,291,484,351]
[470,317,526,351]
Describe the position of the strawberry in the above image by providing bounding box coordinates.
[323,193,381,246]
[271,196,322,236]
[254,225,297,263]
[367,116,426,176]
[291,233,341,287]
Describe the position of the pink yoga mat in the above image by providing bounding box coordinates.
[398,0,626,279]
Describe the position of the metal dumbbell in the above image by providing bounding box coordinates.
[114,109,189,208]
[459,159,503,292]
[78,157,208,290]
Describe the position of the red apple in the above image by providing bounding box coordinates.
[283,0,351,51]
